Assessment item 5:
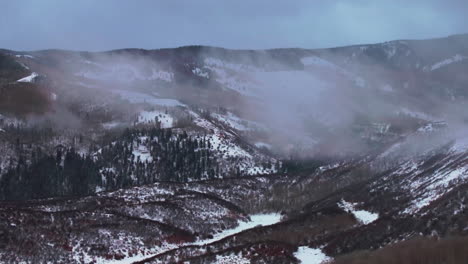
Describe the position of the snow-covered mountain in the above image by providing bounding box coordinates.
[0,34,468,263]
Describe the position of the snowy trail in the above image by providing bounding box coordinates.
[107,213,282,264]
[193,214,281,245]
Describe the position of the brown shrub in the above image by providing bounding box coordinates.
[0,82,50,115]
[331,236,468,264]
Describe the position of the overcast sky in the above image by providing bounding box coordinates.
[1,0,466,51]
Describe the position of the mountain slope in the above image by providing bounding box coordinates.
[0,34,468,263]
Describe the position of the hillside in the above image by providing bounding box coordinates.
[0,34,467,263]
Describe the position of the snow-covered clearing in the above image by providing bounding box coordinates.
[17,72,38,83]
[294,247,332,264]
[138,111,173,128]
[339,200,379,225]
[207,134,252,159]
[193,213,282,245]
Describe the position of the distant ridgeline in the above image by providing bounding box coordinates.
[0,127,229,200]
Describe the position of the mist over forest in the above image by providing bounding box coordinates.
[1,1,468,264]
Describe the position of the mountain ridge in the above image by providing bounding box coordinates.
[0,32,467,263]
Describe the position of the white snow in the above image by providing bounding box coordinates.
[207,134,253,159]
[110,213,281,264]
[215,254,250,264]
[138,111,173,128]
[76,242,178,264]
[194,213,281,245]
[190,111,276,176]
[294,247,331,264]
[132,144,152,163]
[15,54,34,59]
[404,164,468,214]
[318,163,342,172]
[17,72,38,83]
[192,67,210,78]
[339,200,379,225]
[428,54,467,71]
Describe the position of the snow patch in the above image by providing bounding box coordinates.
[138,111,173,128]
[215,254,250,264]
[15,54,34,59]
[17,72,38,83]
[339,200,378,224]
[192,67,210,78]
[294,247,331,264]
[194,213,281,245]
[428,54,468,71]
[132,144,152,163]
[207,134,252,159]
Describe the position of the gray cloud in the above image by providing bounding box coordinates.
[1,0,466,51]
